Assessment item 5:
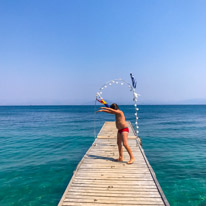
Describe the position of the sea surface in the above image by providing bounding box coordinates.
[0,105,205,206]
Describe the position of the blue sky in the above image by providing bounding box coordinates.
[0,0,206,105]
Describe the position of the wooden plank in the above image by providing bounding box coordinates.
[82,160,146,164]
[67,189,161,196]
[66,192,161,198]
[83,157,146,161]
[75,173,152,178]
[74,177,153,181]
[62,203,164,206]
[79,165,148,169]
[71,181,156,186]
[64,197,164,204]
[77,171,151,175]
[77,167,150,171]
[77,169,152,174]
[58,121,169,206]
[70,184,157,189]
[69,187,159,192]
[69,184,158,189]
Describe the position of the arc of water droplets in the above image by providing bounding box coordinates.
[96,79,140,136]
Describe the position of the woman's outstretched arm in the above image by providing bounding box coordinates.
[97,107,120,114]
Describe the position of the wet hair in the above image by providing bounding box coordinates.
[110,103,119,110]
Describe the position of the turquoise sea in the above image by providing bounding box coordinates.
[0,105,205,206]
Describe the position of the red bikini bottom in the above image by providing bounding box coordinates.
[118,127,129,134]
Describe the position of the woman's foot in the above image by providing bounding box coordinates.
[127,158,135,164]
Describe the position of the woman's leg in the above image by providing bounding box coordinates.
[122,132,135,164]
[116,132,123,161]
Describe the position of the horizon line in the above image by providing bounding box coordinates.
[0,103,206,106]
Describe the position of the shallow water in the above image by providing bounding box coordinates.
[0,105,205,205]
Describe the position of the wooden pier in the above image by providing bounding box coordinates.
[58,121,169,206]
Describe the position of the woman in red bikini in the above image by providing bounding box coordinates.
[97,103,135,164]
